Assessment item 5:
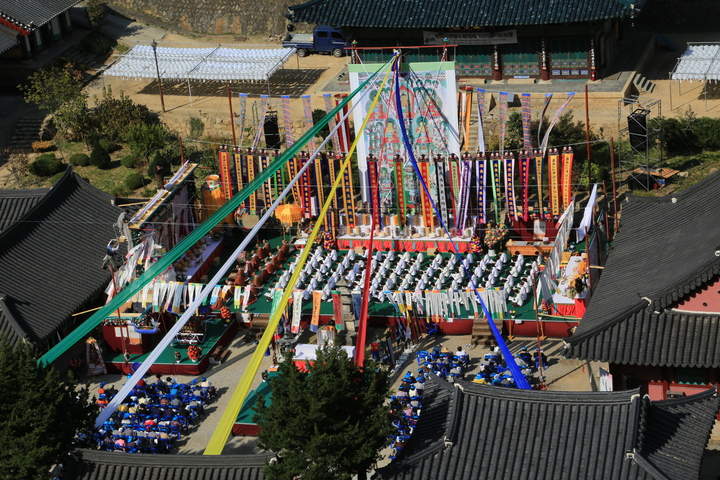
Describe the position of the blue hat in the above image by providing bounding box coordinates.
[202,377,207,381]
[100,382,106,387]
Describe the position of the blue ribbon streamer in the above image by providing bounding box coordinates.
[391,57,530,390]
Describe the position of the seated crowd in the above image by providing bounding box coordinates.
[388,368,427,459]
[89,374,217,453]
[416,344,471,383]
[472,346,547,386]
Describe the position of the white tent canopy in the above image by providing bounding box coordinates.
[671,43,720,82]
[104,44,296,82]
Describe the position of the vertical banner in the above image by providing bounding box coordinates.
[541,92,575,156]
[327,155,338,231]
[476,88,486,154]
[218,146,233,200]
[504,152,518,221]
[302,95,316,152]
[299,153,312,218]
[477,155,487,224]
[233,148,245,195]
[314,155,326,227]
[498,92,508,155]
[447,155,461,226]
[259,153,273,209]
[237,93,248,146]
[418,160,433,231]
[435,156,448,231]
[287,158,301,206]
[548,149,561,217]
[247,153,257,213]
[519,153,531,221]
[251,95,269,151]
[368,157,381,229]
[274,151,283,199]
[323,93,342,152]
[534,150,544,213]
[394,156,405,227]
[562,147,574,209]
[341,154,356,227]
[521,93,533,150]
[281,95,294,148]
[310,290,322,332]
[490,153,502,220]
[458,155,472,231]
[291,290,303,334]
[332,292,343,331]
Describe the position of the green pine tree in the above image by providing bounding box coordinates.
[254,344,394,480]
[0,339,95,480]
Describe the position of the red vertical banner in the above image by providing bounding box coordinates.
[332,292,343,330]
[246,153,257,214]
[341,154,356,228]
[368,156,381,230]
[520,152,530,221]
[418,160,433,231]
[218,146,233,201]
[548,149,561,217]
[394,155,405,227]
[562,147,574,209]
[310,290,322,332]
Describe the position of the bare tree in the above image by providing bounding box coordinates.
[6,150,30,187]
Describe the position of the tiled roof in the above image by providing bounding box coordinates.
[0,0,82,30]
[0,186,49,233]
[0,169,123,346]
[564,170,720,368]
[63,449,272,480]
[0,24,19,54]
[287,0,638,28]
[377,378,719,480]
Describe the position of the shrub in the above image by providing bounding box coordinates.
[90,86,151,141]
[124,122,171,160]
[189,116,205,138]
[692,117,720,150]
[76,34,113,56]
[124,172,146,190]
[141,187,156,197]
[89,145,111,169]
[68,153,90,166]
[120,155,139,168]
[50,172,64,184]
[98,138,119,153]
[109,184,130,197]
[31,140,55,152]
[29,154,65,177]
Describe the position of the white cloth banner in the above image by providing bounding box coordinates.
[576,183,598,242]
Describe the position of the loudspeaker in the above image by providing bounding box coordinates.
[628,112,647,151]
[264,112,281,149]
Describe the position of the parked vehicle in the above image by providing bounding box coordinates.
[283,25,350,58]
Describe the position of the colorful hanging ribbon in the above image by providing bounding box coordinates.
[476,154,486,224]
[302,95,316,152]
[498,92,508,155]
[281,95,294,148]
[521,93,533,150]
[251,95,269,152]
[519,152,531,221]
[237,93,248,146]
[541,92,575,156]
[504,152,518,221]
[323,93,342,152]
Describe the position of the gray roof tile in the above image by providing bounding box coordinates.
[565,170,720,368]
[0,169,123,346]
[377,378,719,480]
[0,0,81,30]
[287,0,639,29]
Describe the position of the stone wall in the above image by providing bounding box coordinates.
[110,0,293,36]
